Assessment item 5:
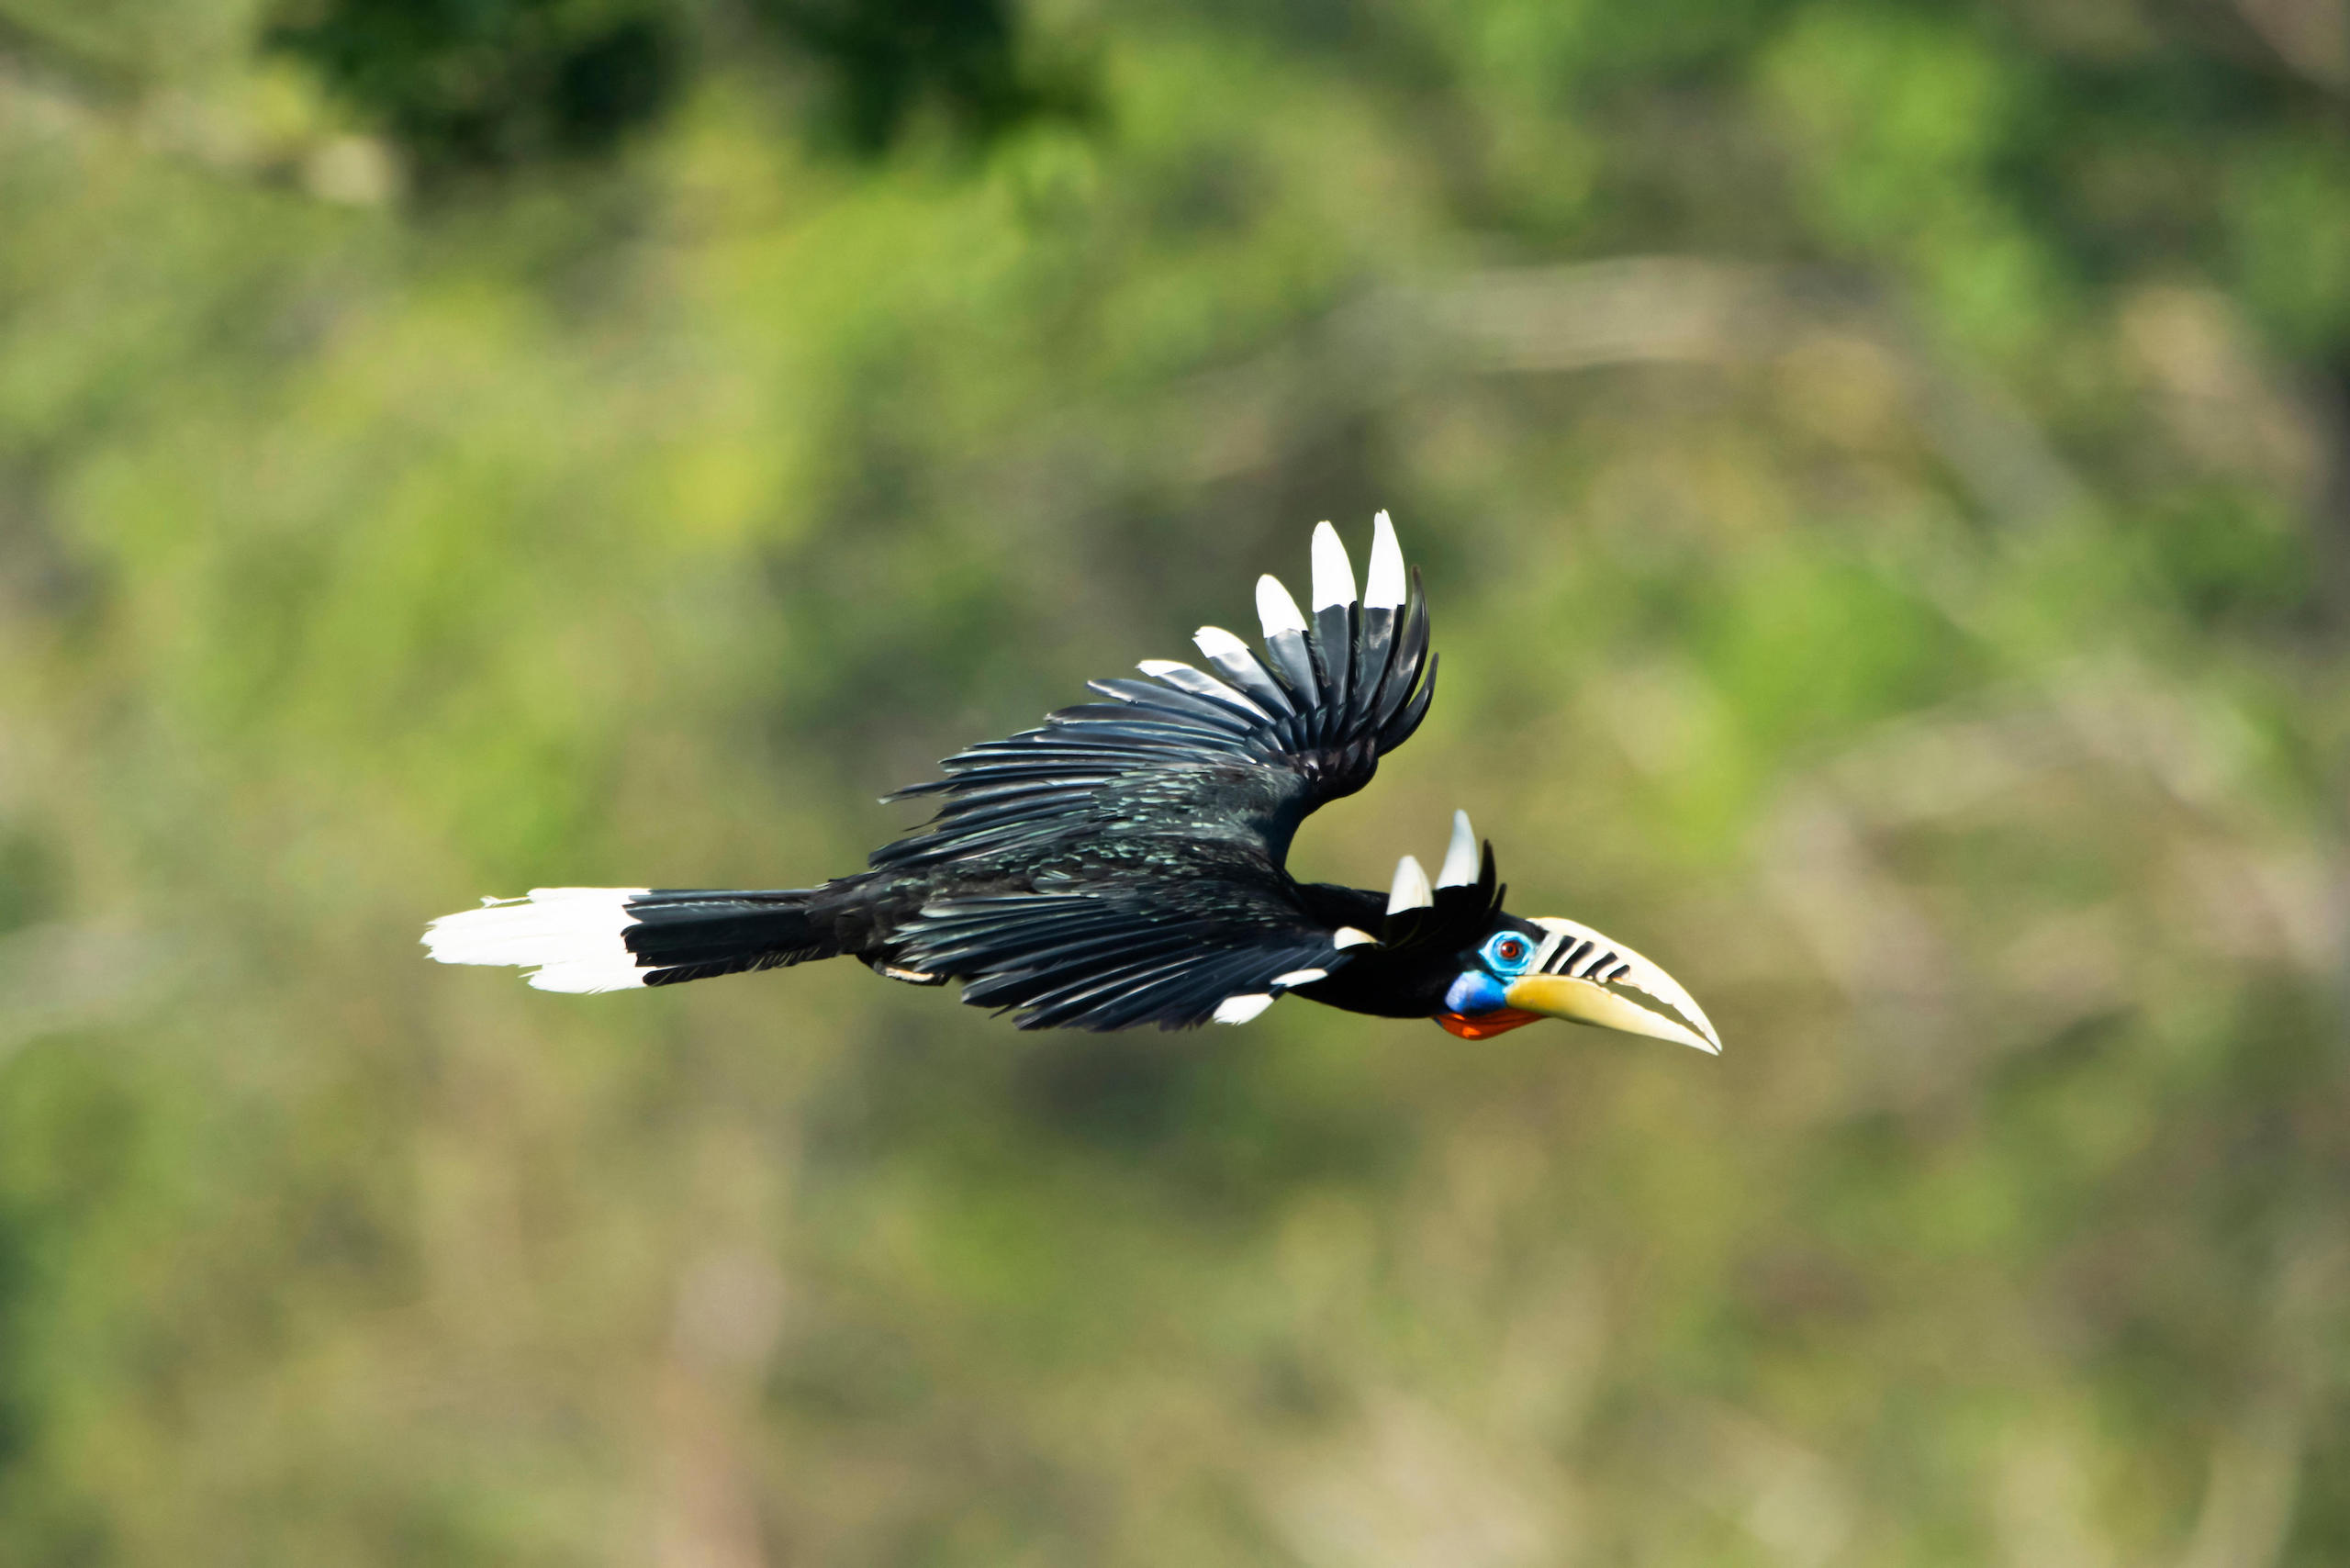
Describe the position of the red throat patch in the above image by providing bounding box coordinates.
[1435,1008,1544,1040]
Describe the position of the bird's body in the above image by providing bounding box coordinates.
[426,516,1719,1053]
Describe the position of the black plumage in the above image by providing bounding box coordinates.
[425,517,1720,1051]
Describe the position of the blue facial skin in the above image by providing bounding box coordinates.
[1444,929,1541,1014]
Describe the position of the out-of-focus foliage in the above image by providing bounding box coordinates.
[748,0,1092,156]
[263,0,1086,179]
[0,0,2345,1563]
[266,0,693,174]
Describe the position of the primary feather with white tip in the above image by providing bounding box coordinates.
[1364,510,1406,610]
[1255,575,1308,637]
[1309,521,1357,610]
[1436,810,1481,889]
[1387,854,1433,914]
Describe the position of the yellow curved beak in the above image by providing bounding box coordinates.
[1502,918,1722,1055]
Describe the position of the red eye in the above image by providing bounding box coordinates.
[1496,938,1525,962]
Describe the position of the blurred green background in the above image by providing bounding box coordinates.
[3,0,2347,1562]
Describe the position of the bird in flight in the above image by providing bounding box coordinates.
[425,515,1718,1052]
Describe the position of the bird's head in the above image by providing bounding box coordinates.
[1377,812,1721,1054]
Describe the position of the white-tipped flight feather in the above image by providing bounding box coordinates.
[1213,992,1276,1025]
[1256,575,1308,638]
[1138,658,1271,719]
[1192,625,1251,663]
[1309,521,1357,610]
[1365,510,1406,610]
[1386,854,1433,914]
[1436,809,1480,888]
[422,887,650,993]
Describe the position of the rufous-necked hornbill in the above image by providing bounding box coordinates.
[425,515,1719,1052]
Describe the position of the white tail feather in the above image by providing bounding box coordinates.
[423,887,650,993]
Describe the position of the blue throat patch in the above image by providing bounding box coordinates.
[1444,969,1509,1015]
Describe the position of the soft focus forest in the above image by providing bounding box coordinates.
[1,0,2346,1562]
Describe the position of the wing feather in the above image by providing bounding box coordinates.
[879,539,1435,872]
[1136,659,1274,722]
[1193,627,1299,717]
[902,892,1344,1030]
[872,519,1441,1025]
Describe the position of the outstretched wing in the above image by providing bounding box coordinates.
[875,513,1435,874]
[871,513,1437,1030]
[894,889,1352,1031]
